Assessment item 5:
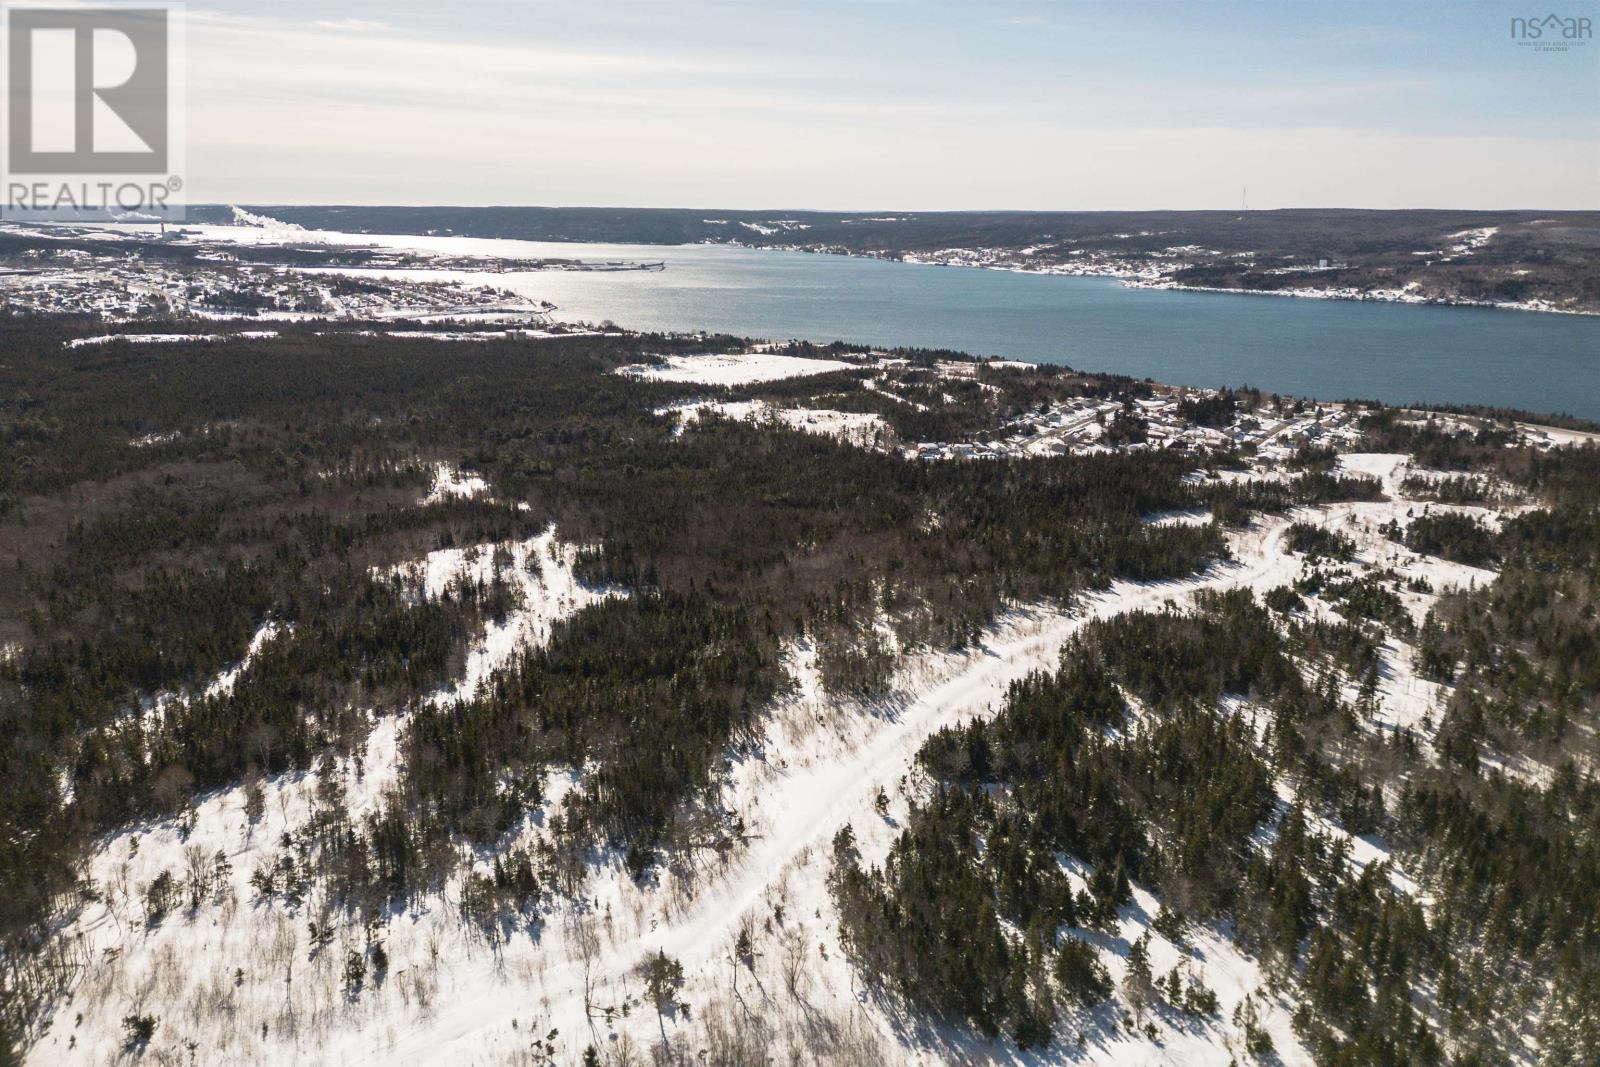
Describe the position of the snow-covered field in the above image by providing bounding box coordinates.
[658,398,888,447]
[1518,421,1600,449]
[618,351,858,386]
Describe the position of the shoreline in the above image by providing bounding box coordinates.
[730,241,1600,319]
[1127,278,1600,317]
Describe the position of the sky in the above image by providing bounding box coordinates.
[164,1,1600,208]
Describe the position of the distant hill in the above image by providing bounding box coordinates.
[184,204,1595,253]
[190,205,1600,312]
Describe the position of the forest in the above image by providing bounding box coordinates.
[189,205,1597,265]
[0,321,1247,1055]
[1,319,1597,1064]
[830,443,1600,1064]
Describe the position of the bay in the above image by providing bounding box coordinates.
[296,236,1600,420]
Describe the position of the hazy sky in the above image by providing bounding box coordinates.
[172,0,1598,208]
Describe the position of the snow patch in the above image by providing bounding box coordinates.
[421,463,489,505]
[67,331,279,348]
[618,351,857,385]
[1144,509,1214,528]
[659,398,887,447]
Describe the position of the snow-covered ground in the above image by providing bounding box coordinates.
[66,331,280,348]
[1518,421,1600,449]
[797,239,1595,317]
[30,505,1314,1067]
[658,398,888,447]
[934,358,1035,376]
[24,447,1542,1067]
[203,623,288,704]
[617,351,858,385]
[1131,277,1597,317]
[1447,227,1498,254]
[30,528,620,1067]
[1142,509,1214,528]
[129,431,182,448]
[388,461,1522,1066]
[421,464,489,505]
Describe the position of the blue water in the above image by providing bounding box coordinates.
[417,240,1600,419]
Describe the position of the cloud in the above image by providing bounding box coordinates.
[311,18,388,32]
[174,6,1600,209]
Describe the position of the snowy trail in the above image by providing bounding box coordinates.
[360,513,1301,1063]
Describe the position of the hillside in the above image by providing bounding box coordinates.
[2,323,1597,1065]
[186,206,1600,314]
